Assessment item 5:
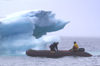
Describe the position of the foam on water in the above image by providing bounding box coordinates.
[89,51,100,56]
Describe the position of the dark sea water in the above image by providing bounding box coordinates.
[0,37,100,66]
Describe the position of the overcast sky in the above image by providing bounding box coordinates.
[0,0,100,37]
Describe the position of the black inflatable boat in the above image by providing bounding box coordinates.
[26,49,92,58]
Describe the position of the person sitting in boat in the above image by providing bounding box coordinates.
[72,41,79,52]
[69,41,79,52]
[49,42,59,53]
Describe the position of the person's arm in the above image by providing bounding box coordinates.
[56,45,58,51]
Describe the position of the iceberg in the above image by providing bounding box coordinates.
[0,10,69,55]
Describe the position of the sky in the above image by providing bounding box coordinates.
[0,0,100,38]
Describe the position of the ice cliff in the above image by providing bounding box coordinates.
[0,10,69,55]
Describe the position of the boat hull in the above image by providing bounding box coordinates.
[26,49,92,58]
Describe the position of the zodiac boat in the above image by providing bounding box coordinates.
[26,49,92,58]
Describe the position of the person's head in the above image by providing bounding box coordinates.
[74,41,76,44]
[54,42,59,45]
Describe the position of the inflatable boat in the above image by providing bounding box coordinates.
[26,49,92,58]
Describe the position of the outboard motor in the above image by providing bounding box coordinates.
[78,48,85,52]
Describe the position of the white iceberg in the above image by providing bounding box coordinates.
[0,10,69,55]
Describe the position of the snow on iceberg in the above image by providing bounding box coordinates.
[0,10,69,55]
